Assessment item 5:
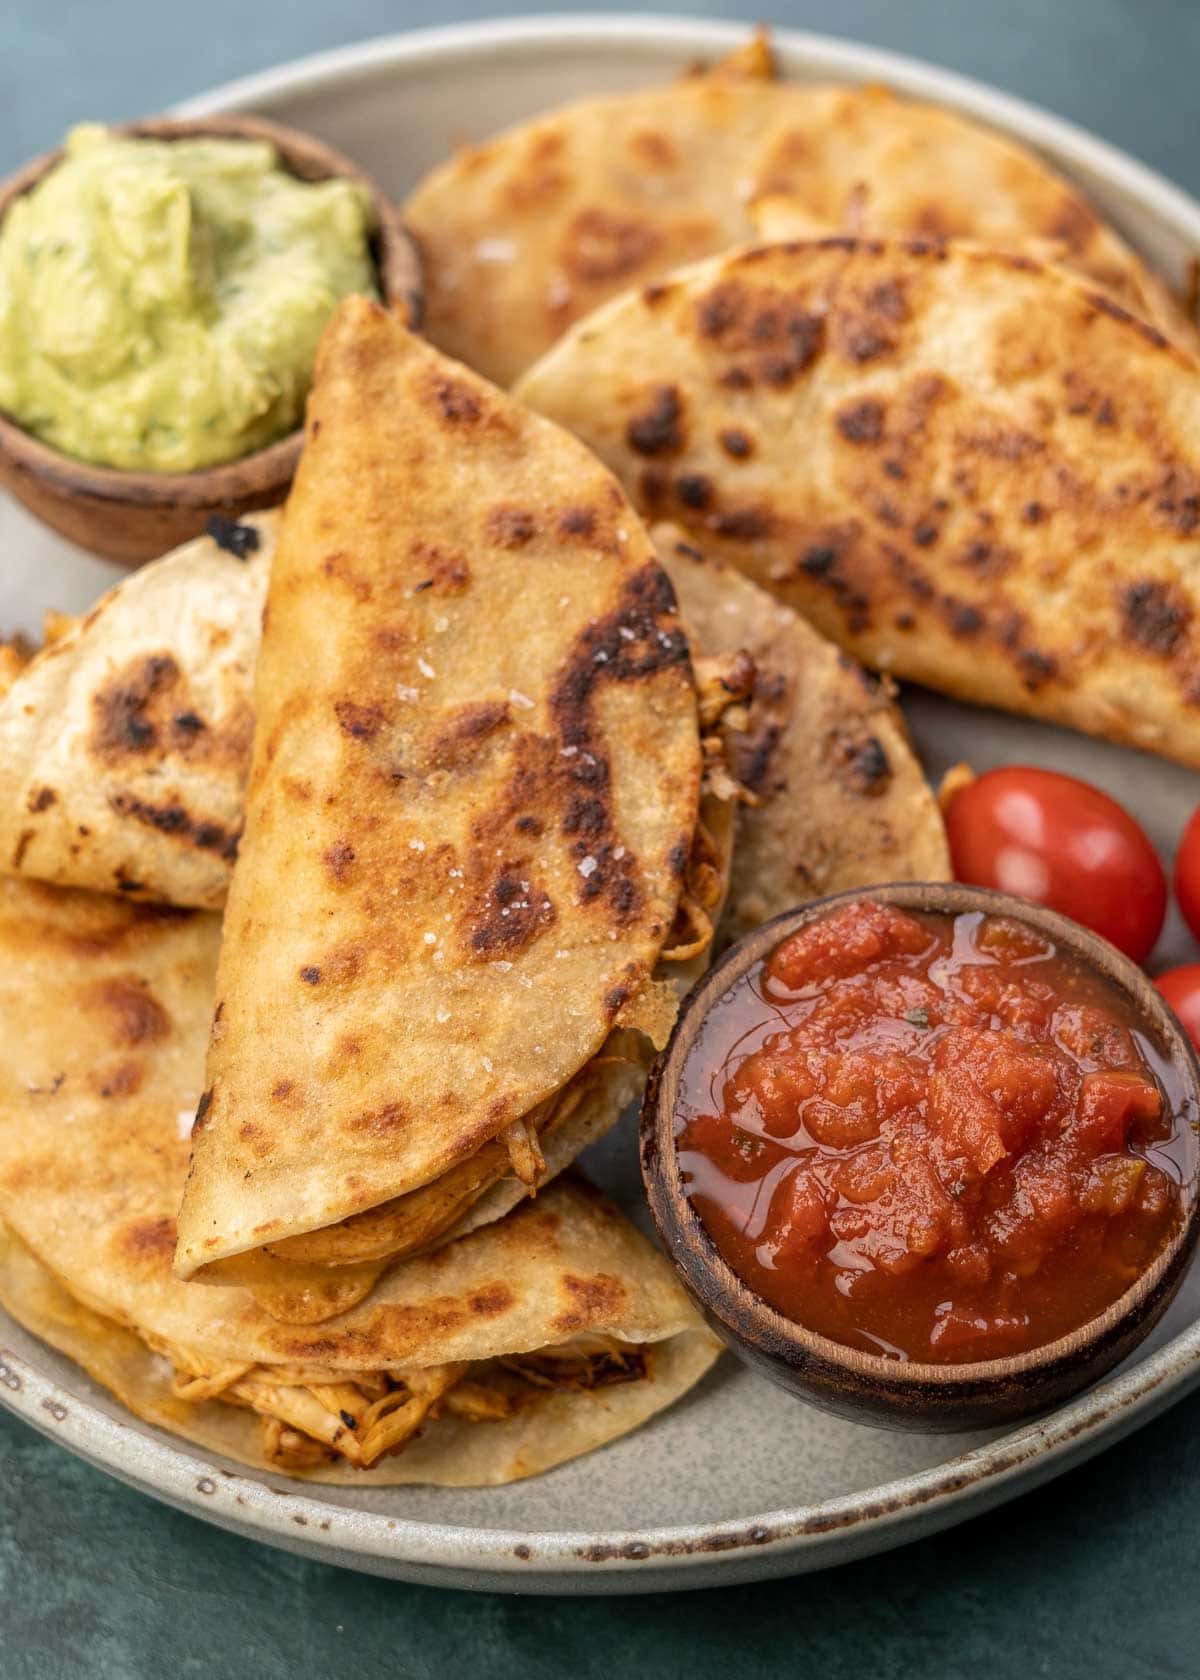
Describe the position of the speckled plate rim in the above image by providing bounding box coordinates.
[3,11,1200,1594]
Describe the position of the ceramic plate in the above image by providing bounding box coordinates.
[2,14,1199,1595]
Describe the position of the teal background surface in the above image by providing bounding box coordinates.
[3,2,1200,1674]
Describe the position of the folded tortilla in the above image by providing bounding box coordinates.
[404,36,1191,386]
[657,526,950,937]
[0,875,717,1483]
[174,297,704,1279]
[0,514,275,910]
[516,239,1200,769]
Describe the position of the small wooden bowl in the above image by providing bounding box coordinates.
[642,882,1200,1431]
[0,115,422,566]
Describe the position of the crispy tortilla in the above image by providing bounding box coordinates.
[516,239,1200,769]
[175,298,701,1277]
[404,41,1190,387]
[0,515,274,910]
[656,526,949,936]
[0,875,717,1482]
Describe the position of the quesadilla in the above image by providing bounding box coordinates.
[656,525,950,937]
[0,875,716,1483]
[0,514,275,910]
[403,38,1191,387]
[173,296,706,1285]
[515,239,1200,769]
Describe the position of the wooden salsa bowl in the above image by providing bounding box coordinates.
[641,881,1200,1431]
[0,114,422,566]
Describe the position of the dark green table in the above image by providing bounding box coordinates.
[3,2,1200,1672]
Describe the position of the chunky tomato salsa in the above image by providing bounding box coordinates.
[678,900,1192,1363]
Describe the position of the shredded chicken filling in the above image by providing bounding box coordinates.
[155,1333,651,1471]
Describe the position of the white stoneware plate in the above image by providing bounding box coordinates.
[1,13,1198,1595]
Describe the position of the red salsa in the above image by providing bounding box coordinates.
[678,900,1193,1363]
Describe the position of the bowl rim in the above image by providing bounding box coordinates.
[0,111,420,502]
[642,881,1200,1390]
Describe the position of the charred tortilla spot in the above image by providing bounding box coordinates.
[626,385,684,456]
[323,842,356,883]
[913,522,939,547]
[193,1088,214,1131]
[26,786,56,813]
[836,400,886,445]
[549,562,688,923]
[109,793,239,861]
[1017,649,1059,690]
[668,840,689,877]
[469,875,556,956]
[1121,581,1190,655]
[1023,501,1046,524]
[830,731,893,797]
[91,654,179,761]
[801,546,837,577]
[837,321,894,363]
[205,516,260,560]
[949,603,985,636]
[172,711,206,739]
[561,208,660,284]
[711,506,772,541]
[299,966,322,985]
[558,506,596,538]
[719,428,753,459]
[1086,291,1170,349]
[604,984,630,1017]
[694,281,824,386]
[430,376,482,424]
[564,793,607,836]
[84,977,171,1047]
[867,279,909,322]
[515,815,543,835]
[334,700,386,741]
[487,506,538,548]
[675,474,713,511]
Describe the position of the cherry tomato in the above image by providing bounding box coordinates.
[1174,807,1200,944]
[946,767,1167,963]
[1155,965,1200,1054]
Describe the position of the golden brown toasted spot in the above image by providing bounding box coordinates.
[628,129,677,169]
[321,553,373,602]
[323,841,356,884]
[270,1079,295,1102]
[334,700,387,742]
[551,1271,626,1334]
[91,1059,143,1100]
[11,828,34,870]
[486,506,538,549]
[469,1284,514,1317]
[558,506,597,538]
[26,786,56,813]
[408,540,472,593]
[82,976,171,1048]
[348,1102,407,1134]
[120,1215,176,1261]
[561,207,661,285]
[429,373,484,425]
[428,700,511,771]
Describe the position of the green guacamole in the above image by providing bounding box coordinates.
[0,124,378,472]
